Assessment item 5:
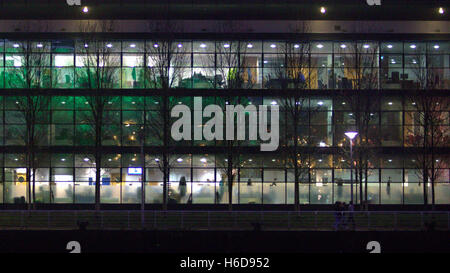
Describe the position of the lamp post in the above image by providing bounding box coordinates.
[345,132,358,203]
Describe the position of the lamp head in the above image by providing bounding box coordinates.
[345,132,358,140]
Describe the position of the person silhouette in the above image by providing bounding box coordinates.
[270,178,277,186]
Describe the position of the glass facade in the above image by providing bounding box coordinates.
[0,38,449,206]
[0,39,448,90]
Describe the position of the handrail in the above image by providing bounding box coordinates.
[1,210,448,231]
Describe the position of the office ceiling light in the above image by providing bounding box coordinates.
[83,158,89,162]
[438,7,444,14]
[61,158,66,162]
[318,101,324,106]
[13,44,19,48]
[388,102,393,105]
[223,44,230,48]
[129,44,136,48]
[200,43,207,48]
[200,158,207,163]
[106,43,113,48]
[387,44,393,49]
[37,43,43,48]
[263,60,268,64]
[155,158,160,162]
[294,44,300,49]
[434,44,440,49]
[316,44,324,49]
[177,158,183,162]
[177,43,183,48]
[270,44,276,48]
[82,6,89,13]
[247,44,253,48]
[153,44,159,48]
[84,43,88,48]
[271,101,277,105]
[340,44,346,49]
[410,44,416,49]
[363,44,370,49]
[320,7,326,14]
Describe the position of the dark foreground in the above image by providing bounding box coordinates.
[0,230,448,253]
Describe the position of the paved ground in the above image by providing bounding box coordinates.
[0,211,448,231]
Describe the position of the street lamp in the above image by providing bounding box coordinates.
[345,132,358,203]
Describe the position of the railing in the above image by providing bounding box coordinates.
[0,210,448,231]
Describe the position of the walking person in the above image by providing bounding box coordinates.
[341,202,348,229]
[270,178,277,186]
[333,201,341,231]
[347,201,356,230]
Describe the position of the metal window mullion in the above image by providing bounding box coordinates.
[237,167,240,204]
[284,168,287,205]
[261,166,264,204]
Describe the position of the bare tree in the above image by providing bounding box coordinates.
[335,42,380,208]
[406,93,449,209]
[267,28,314,210]
[145,20,189,210]
[6,35,52,209]
[78,20,120,210]
[405,47,449,209]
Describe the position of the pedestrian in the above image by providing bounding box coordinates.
[333,201,341,230]
[341,202,347,228]
[270,178,277,186]
[347,201,356,230]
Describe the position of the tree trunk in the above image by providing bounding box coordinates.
[162,153,168,211]
[423,117,428,208]
[227,146,233,211]
[140,135,145,212]
[364,163,369,210]
[162,96,169,211]
[95,124,101,211]
[431,123,436,211]
[32,167,36,210]
[294,155,299,211]
[26,152,32,211]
